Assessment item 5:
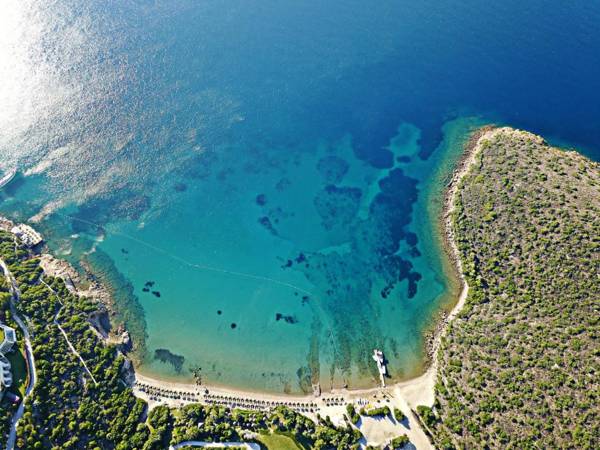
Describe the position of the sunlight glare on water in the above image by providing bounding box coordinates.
[0,0,40,160]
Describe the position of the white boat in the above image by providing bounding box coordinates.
[0,169,16,189]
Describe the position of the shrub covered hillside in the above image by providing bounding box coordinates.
[430,128,600,449]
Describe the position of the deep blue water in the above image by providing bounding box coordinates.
[0,0,599,392]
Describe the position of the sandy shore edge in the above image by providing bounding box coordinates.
[390,126,494,410]
[0,130,495,448]
[129,127,497,406]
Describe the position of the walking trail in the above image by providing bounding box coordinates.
[42,279,99,386]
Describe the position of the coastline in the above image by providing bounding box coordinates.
[392,125,494,410]
[0,216,128,347]
[421,125,494,362]
[128,126,494,450]
[0,127,491,404]
[123,121,493,409]
[0,128,496,450]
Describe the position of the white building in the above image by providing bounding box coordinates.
[372,349,387,387]
[0,355,12,389]
[0,324,16,354]
[11,224,43,247]
[0,324,16,395]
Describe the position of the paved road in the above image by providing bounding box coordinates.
[1,258,37,450]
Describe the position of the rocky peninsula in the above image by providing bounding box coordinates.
[427,127,600,449]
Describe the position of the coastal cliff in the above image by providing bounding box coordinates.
[427,128,600,448]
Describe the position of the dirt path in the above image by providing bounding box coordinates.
[42,279,99,386]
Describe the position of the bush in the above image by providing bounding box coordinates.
[360,405,390,418]
[393,408,406,422]
[346,404,360,425]
[417,405,437,427]
[390,434,410,449]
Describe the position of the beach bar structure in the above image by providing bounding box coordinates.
[11,224,43,248]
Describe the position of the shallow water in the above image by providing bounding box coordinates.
[1,0,599,393]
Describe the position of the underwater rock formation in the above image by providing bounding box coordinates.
[154,348,185,373]
[174,182,187,192]
[73,190,151,229]
[314,185,362,233]
[255,193,267,205]
[317,155,350,184]
[258,216,278,235]
[275,313,298,324]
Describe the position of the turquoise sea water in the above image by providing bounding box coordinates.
[1,1,599,393]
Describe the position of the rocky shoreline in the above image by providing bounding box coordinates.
[440,126,494,279]
[422,125,494,364]
[0,216,130,349]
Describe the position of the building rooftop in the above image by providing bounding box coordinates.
[0,355,12,388]
[0,324,16,392]
[11,224,43,248]
[0,324,16,354]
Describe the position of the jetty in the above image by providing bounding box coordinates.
[372,349,387,387]
[0,168,16,189]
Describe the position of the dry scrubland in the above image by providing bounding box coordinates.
[427,128,599,449]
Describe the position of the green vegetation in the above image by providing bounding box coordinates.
[12,277,150,449]
[345,404,360,424]
[0,407,13,446]
[392,408,405,423]
[0,229,364,449]
[416,405,436,428]
[257,431,304,450]
[6,345,28,396]
[359,405,390,418]
[430,128,600,449]
[390,434,410,449]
